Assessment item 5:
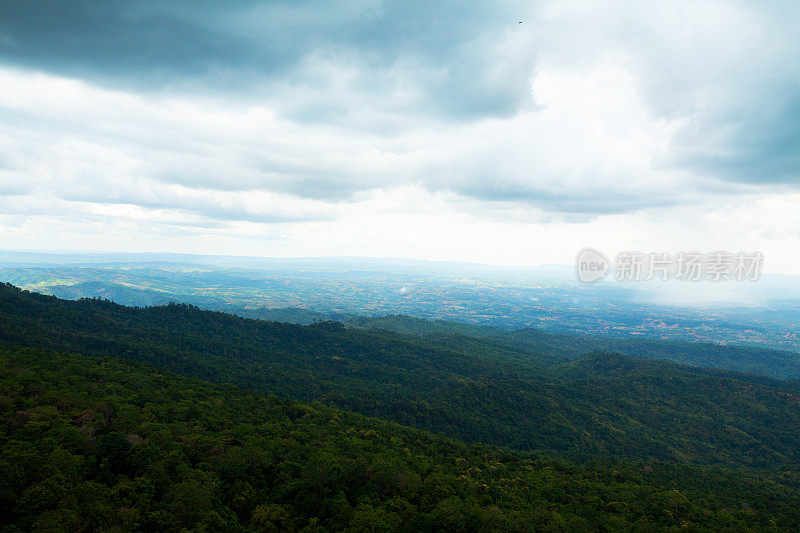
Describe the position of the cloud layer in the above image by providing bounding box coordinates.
[1,0,799,269]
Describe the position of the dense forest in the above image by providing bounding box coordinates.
[3,347,800,531]
[2,284,800,467]
[340,314,800,380]
[3,283,800,530]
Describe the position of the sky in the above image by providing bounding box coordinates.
[1,0,799,271]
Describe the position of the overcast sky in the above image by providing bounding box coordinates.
[1,1,799,271]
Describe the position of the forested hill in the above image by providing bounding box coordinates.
[5,347,800,531]
[2,283,800,468]
[342,314,800,380]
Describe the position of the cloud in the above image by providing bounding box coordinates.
[0,62,687,218]
[1,1,800,269]
[536,0,800,186]
[0,0,538,122]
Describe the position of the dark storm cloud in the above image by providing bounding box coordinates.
[0,0,535,121]
[667,83,800,185]
[0,1,265,83]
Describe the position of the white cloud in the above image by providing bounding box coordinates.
[1,1,799,272]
